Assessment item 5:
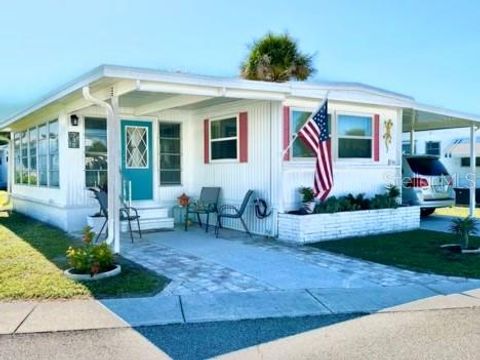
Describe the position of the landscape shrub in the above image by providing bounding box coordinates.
[313,185,399,214]
[66,226,114,276]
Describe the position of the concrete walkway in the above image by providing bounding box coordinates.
[4,284,480,335]
[122,226,480,296]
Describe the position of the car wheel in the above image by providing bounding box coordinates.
[420,208,436,217]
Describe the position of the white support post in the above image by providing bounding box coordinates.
[410,111,416,155]
[111,96,122,253]
[82,87,121,253]
[7,133,13,194]
[469,123,476,217]
[409,129,415,155]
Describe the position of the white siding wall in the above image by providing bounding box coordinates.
[187,100,278,236]
[282,100,401,210]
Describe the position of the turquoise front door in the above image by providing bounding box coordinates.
[121,120,153,200]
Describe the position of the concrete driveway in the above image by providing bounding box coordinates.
[420,215,456,233]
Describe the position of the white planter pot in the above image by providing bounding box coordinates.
[302,201,316,214]
[64,264,121,281]
[87,216,106,236]
[278,206,421,244]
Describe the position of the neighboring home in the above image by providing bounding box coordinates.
[1,65,479,252]
[402,128,480,188]
[0,144,8,190]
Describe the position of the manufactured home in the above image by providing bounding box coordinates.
[1,65,480,252]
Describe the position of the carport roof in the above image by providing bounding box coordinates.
[1,64,479,131]
[403,104,480,132]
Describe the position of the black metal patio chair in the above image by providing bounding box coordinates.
[185,187,221,233]
[89,188,142,243]
[215,190,254,238]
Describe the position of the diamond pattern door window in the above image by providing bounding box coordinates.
[126,126,148,168]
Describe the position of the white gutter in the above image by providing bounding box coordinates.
[82,86,114,124]
[82,87,120,253]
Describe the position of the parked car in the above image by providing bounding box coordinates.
[402,155,455,216]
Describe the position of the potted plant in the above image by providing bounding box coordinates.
[446,216,480,254]
[86,212,105,236]
[299,186,316,214]
[177,193,190,207]
[64,226,121,280]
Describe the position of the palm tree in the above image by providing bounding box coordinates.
[449,216,478,249]
[241,32,315,82]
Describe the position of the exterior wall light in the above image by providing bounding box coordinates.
[70,114,79,126]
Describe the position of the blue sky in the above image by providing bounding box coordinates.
[0,0,478,119]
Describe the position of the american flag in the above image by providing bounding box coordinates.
[298,99,333,200]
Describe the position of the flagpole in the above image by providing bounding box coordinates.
[281,91,330,159]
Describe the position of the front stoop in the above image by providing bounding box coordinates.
[121,203,174,232]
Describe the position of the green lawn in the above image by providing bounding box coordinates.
[312,230,480,278]
[0,212,169,300]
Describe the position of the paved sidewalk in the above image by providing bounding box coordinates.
[4,285,480,335]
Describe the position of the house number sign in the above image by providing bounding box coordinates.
[68,132,80,148]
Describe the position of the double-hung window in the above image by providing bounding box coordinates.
[425,141,440,156]
[85,117,108,188]
[290,109,331,159]
[159,123,181,185]
[210,117,238,160]
[337,114,373,159]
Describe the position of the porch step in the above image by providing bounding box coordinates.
[121,217,174,232]
[126,202,170,219]
[136,207,169,219]
[121,204,173,232]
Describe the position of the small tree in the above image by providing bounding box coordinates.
[241,32,315,82]
[449,216,478,249]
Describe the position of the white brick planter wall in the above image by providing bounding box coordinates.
[278,206,420,244]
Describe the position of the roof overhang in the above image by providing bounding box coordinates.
[2,64,480,132]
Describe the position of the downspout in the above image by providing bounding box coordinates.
[82,87,120,253]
